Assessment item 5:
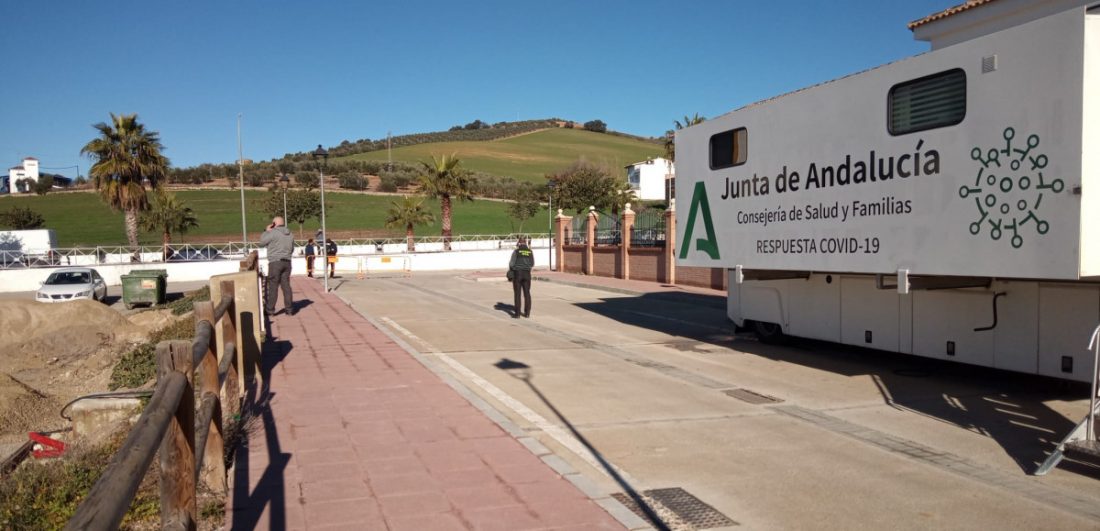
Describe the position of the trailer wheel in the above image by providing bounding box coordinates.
[752,320,785,344]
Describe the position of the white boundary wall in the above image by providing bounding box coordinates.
[0,242,550,293]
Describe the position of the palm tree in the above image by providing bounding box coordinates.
[81,113,169,256]
[664,113,706,162]
[385,195,434,252]
[418,153,472,250]
[140,189,198,261]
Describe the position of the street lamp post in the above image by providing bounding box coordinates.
[547,181,556,271]
[279,174,290,220]
[237,113,247,247]
[312,145,329,292]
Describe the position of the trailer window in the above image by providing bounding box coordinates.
[709,128,747,170]
[888,68,966,135]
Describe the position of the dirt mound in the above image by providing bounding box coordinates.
[0,300,145,386]
[127,308,178,335]
[0,301,180,443]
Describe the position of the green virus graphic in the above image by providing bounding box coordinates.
[959,127,1062,248]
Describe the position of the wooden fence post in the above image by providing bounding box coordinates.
[194,301,227,496]
[220,280,241,419]
[621,204,634,280]
[157,341,196,531]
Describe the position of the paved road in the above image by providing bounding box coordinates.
[330,271,1100,530]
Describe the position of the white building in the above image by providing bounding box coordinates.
[6,157,40,193]
[624,157,674,201]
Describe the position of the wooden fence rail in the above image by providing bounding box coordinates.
[66,252,262,531]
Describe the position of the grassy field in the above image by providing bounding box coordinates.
[340,128,663,182]
[0,190,549,247]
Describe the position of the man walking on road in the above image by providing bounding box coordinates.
[260,216,296,316]
[508,236,535,318]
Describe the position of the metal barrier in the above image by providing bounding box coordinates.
[0,234,550,270]
[356,255,413,278]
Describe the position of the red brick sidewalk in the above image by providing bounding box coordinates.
[226,277,624,530]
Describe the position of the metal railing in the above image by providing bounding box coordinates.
[567,216,587,245]
[630,210,666,247]
[593,211,621,246]
[0,233,550,270]
[1034,323,1100,475]
[66,252,261,529]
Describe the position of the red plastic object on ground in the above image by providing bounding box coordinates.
[29,432,66,458]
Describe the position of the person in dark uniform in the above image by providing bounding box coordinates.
[304,238,316,278]
[325,238,339,278]
[508,237,535,318]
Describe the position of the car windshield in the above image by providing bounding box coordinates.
[45,272,90,285]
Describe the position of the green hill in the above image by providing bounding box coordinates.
[2,190,544,247]
[338,128,664,183]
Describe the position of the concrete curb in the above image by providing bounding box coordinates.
[534,274,728,310]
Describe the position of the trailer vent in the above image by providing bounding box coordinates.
[888,68,967,135]
[982,55,997,73]
[1062,356,1073,373]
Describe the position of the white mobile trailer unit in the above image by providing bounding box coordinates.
[676,0,1100,381]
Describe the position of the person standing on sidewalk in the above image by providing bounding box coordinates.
[304,238,317,278]
[260,216,296,316]
[508,236,535,318]
[325,238,339,278]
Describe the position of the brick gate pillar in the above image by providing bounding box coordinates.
[664,201,676,284]
[554,209,570,272]
[620,203,634,280]
[585,206,597,275]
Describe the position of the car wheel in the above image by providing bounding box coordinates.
[752,320,786,344]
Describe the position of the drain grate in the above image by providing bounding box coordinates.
[611,487,738,529]
[723,388,783,404]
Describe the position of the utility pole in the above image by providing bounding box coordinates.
[387,131,392,172]
[238,113,247,245]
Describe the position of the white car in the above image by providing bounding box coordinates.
[36,268,108,303]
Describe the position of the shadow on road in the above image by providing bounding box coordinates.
[574,292,1089,474]
[494,357,672,531]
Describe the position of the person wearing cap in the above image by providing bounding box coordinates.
[260,216,295,316]
[507,236,535,318]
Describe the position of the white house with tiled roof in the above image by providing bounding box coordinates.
[4,157,39,194]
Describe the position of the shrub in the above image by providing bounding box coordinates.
[110,286,208,390]
[0,206,46,230]
[295,171,319,189]
[0,433,160,530]
[166,285,210,316]
[378,176,398,193]
[34,176,54,195]
[584,119,607,133]
[338,173,368,190]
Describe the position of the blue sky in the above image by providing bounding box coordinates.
[1,0,952,174]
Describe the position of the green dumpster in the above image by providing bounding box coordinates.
[120,269,168,309]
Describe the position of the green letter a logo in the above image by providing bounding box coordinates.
[679,181,720,259]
